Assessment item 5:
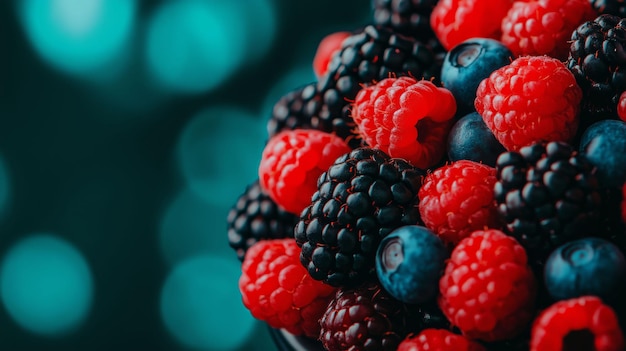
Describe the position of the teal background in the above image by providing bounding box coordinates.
[0,0,368,350]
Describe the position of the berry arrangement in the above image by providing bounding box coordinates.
[227,1,626,350]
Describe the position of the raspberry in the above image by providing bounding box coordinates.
[352,76,456,169]
[285,25,444,148]
[430,0,515,51]
[501,0,596,60]
[398,329,486,351]
[475,55,582,151]
[418,160,501,247]
[438,229,536,342]
[530,296,625,351]
[258,129,350,215]
[319,282,418,351]
[619,91,626,123]
[227,180,300,261]
[239,238,336,338]
[295,147,425,287]
[312,31,351,79]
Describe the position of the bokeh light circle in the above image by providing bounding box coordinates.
[176,106,266,206]
[145,0,248,94]
[0,155,12,219]
[17,0,136,77]
[0,234,94,336]
[240,0,277,63]
[159,188,230,266]
[160,254,256,350]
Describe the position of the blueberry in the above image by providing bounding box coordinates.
[375,225,447,304]
[579,119,626,188]
[447,111,506,166]
[441,38,513,116]
[544,237,626,305]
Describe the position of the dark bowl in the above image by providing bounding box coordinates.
[268,327,325,351]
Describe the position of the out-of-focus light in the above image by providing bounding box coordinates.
[160,254,256,350]
[159,188,229,266]
[0,234,94,336]
[176,106,266,206]
[17,0,136,77]
[0,156,12,219]
[240,0,277,63]
[261,64,316,117]
[145,0,247,94]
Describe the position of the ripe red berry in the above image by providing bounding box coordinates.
[418,160,501,247]
[618,91,626,123]
[501,0,596,60]
[438,229,536,342]
[398,328,486,351]
[258,129,350,214]
[352,76,456,169]
[530,296,625,351]
[475,55,582,151]
[430,0,515,51]
[313,31,351,79]
[239,238,336,338]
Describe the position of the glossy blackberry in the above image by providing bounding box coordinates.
[566,14,626,124]
[320,282,420,351]
[590,0,626,17]
[294,147,425,287]
[284,25,443,148]
[371,0,438,42]
[494,141,604,270]
[227,180,299,261]
[266,82,356,147]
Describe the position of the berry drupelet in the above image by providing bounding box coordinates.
[294,147,425,287]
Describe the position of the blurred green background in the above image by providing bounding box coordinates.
[0,0,368,349]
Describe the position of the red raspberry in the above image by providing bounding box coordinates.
[239,238,336,338]
[418,160,501,247]
[475,55,582,151]
[313,31,351,79]
[501,0,596,60]
[430,0,516,51]
[398,329,486,351]
[258,129,350,214]
[530,296,625,351]
[438,229,536,342]
[352,76,456,169]
[618,91,626,123]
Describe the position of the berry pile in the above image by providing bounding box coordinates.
[227,1,626,350]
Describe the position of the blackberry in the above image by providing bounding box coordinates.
[227,180,299,261]
[294,147,425,287]
[566,14,626,124]
[371,0,439,42]
[494,141,604,270]
[319,282,419,351]
[270,25,443,149]
[590,0,626,17]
